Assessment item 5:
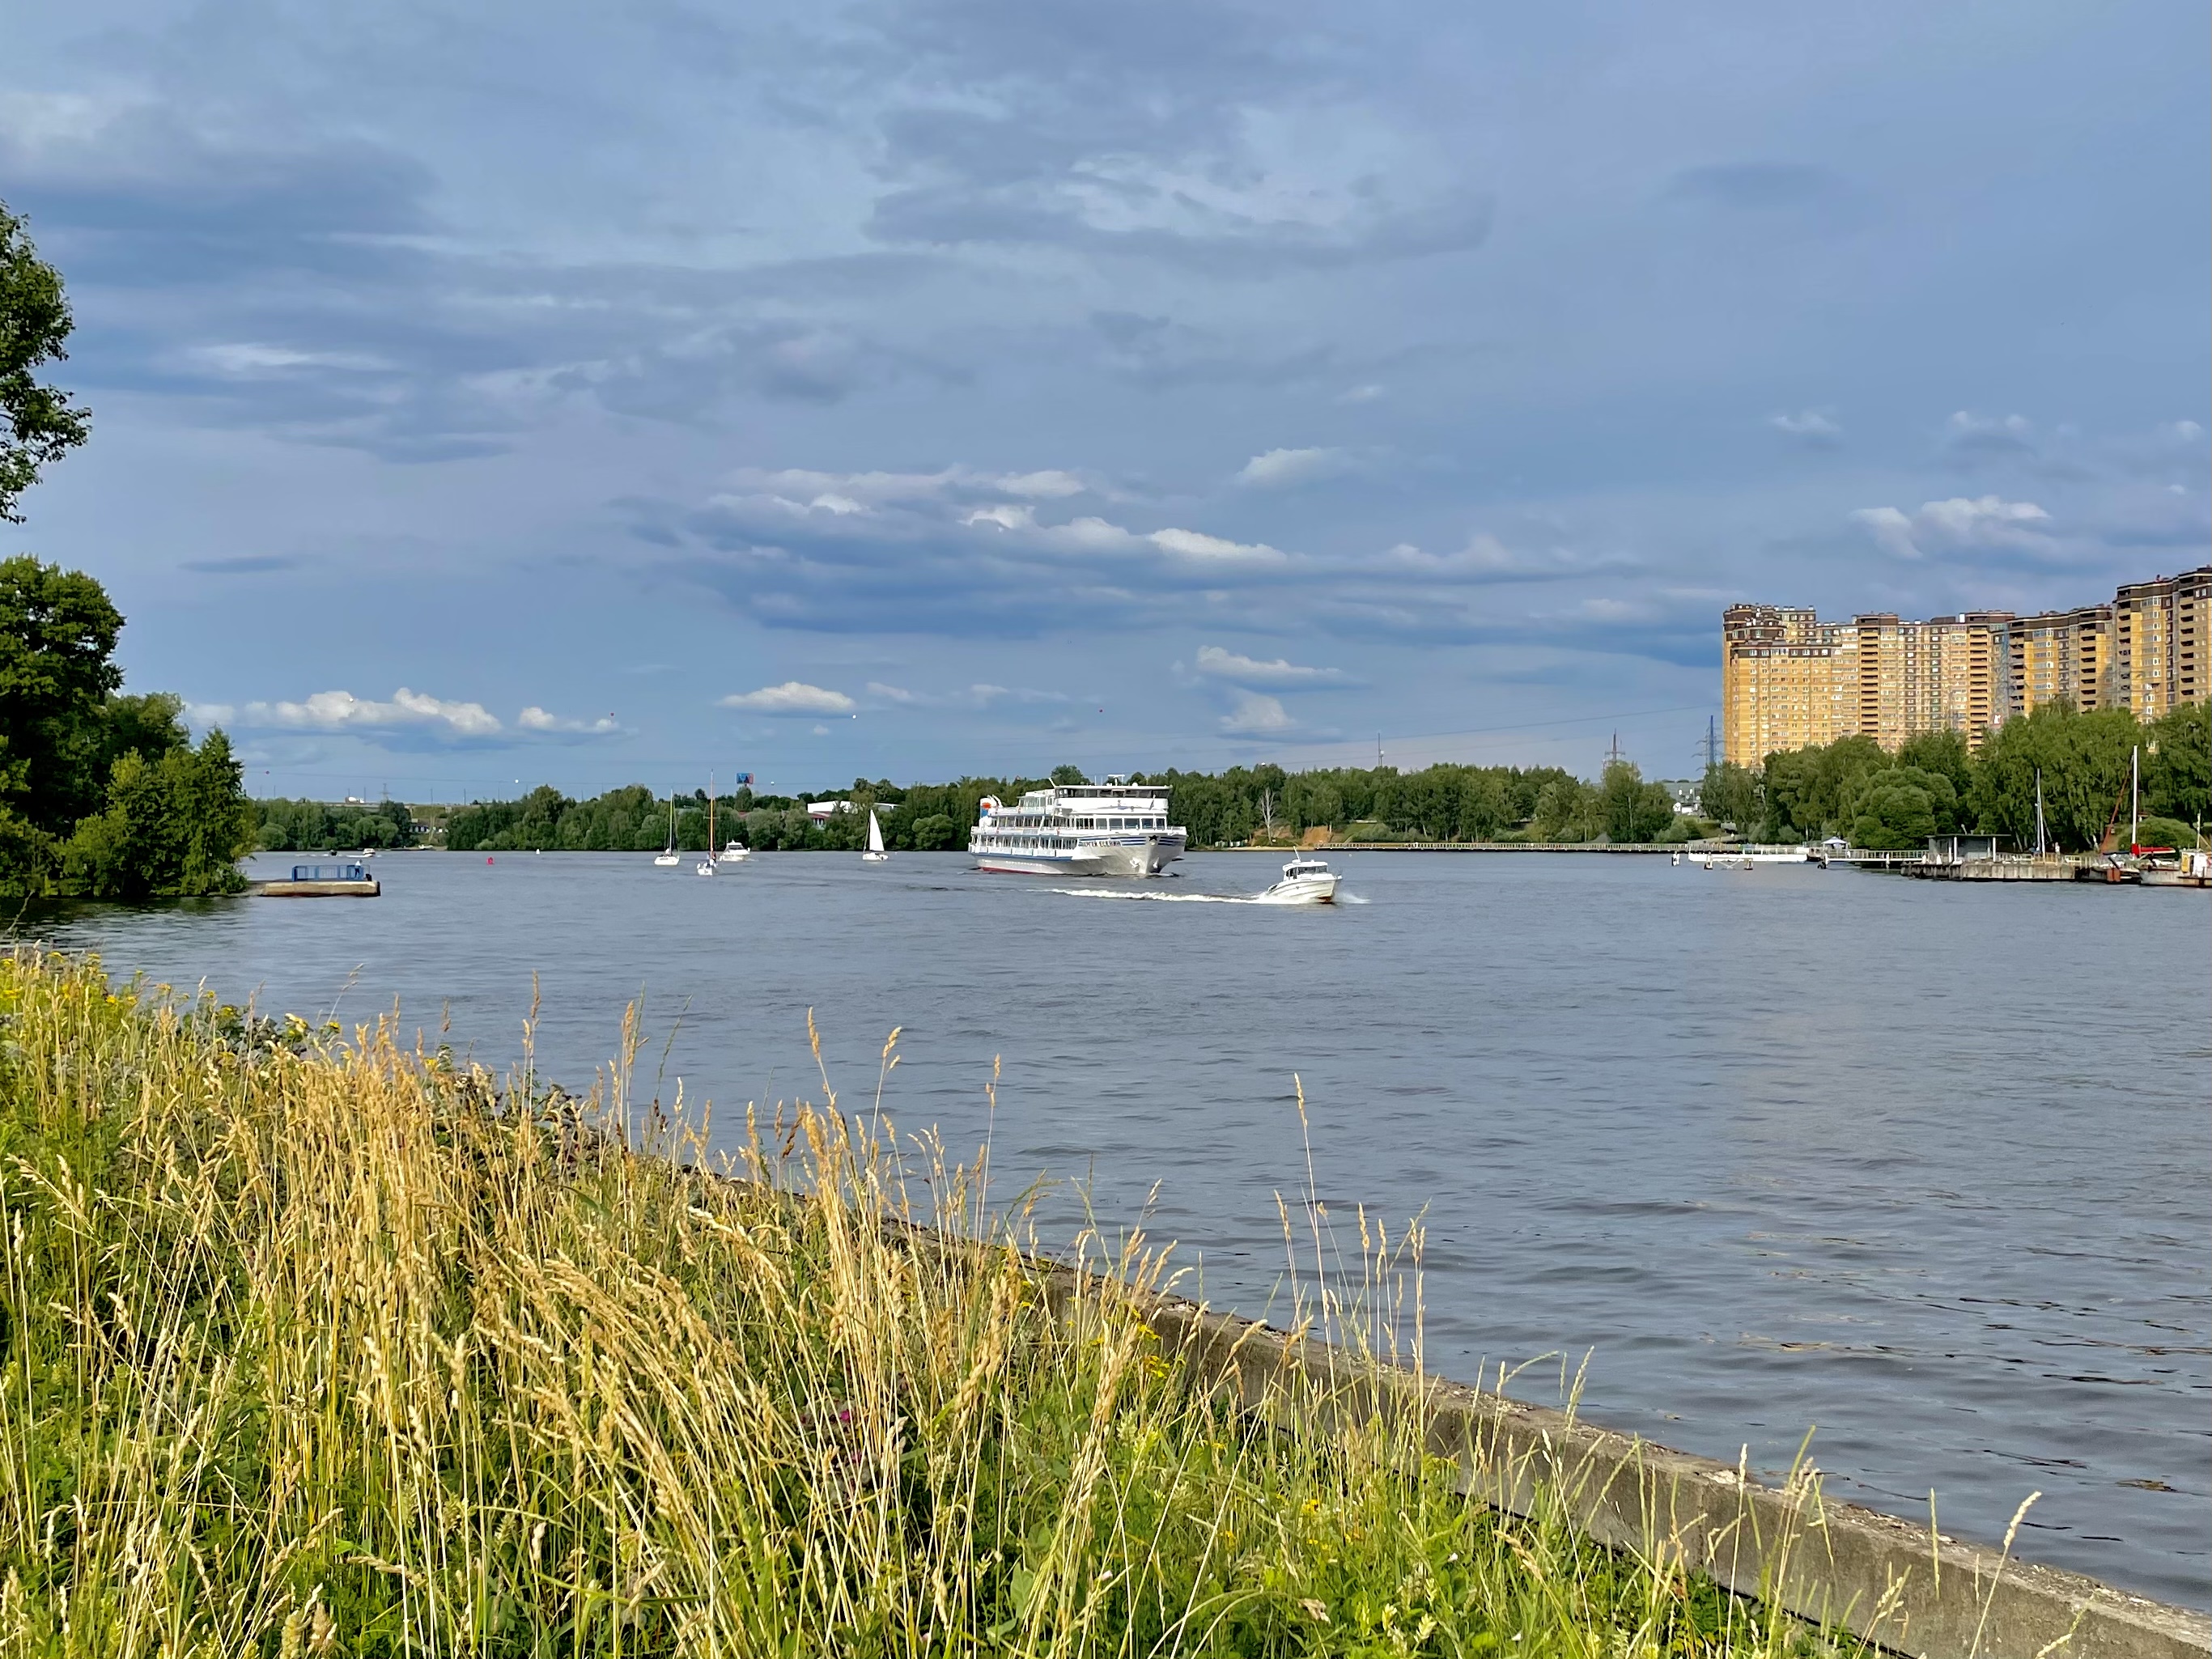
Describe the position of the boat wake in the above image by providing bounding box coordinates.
[1051,888,1364,906]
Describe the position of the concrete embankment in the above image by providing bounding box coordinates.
[973,1228,2210,1659]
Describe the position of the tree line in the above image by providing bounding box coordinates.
[1698,700,2210,851]
[427,757,1700,854]
[1,205,257,901]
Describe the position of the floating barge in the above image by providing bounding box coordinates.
[257,861,380,897]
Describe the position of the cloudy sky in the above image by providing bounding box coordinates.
[6,1,2206,800]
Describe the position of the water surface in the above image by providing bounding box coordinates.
[23,850,2210,1604]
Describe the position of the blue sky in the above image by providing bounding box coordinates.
[5,1,2206,800]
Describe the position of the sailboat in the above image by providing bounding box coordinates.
[861,806,890,863]
[695,774,718,876]
[653,793,681,867]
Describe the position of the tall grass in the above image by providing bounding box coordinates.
[0,948,1856,1657]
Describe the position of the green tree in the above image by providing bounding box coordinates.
[1896,728,1973,800]
[1050,764,1089,786]
[0,203,91,522]
[1849,766,1956,849]
[2144,702,2210,830]
[1697,761,1763,832]
[1969,702,2141,851]
[61,731,255,899]
[907,813,959,851]
[1598,759,1675,842]
[0,554,123,838]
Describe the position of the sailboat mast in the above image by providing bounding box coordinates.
[2130,745,2139,850]
[2032,768,2045,857]
[709,772,716,851]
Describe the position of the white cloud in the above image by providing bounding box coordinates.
[517,706,623,736]
[184,342,388,376]
[1220,691,1295,736]
[1338,384,1385,404]
[1148,526,1287,562]
[866,680,1067,708]
[1233,445,1348,488]
[1768,409,1841,441]
[964,503,1037,530]
[995,469,1089,498]
[718,681,856,714]
[231,687,504,738]
[1193,644,1352,687]
[1849,496,2052,560]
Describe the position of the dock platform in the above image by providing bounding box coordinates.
[257,861,381,897]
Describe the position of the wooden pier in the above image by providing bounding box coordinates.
[256,861,380,897]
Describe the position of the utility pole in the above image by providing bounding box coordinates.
[1376,733,1384,769]
[1606,732,1625,767]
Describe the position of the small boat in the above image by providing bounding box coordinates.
[717,840,749,863]
[860,807,890,863]
[1255,855,1339,904]
[696,774,719,876]
[653,794,681,867]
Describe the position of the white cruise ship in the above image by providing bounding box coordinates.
[970,776,1187,876]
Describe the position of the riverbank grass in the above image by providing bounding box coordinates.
[0,949,1853,1655]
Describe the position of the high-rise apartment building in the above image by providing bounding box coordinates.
[1722,606,2008,766]
[2008,606,2112,719]
[1722,565,2210,768]
[1721,605,1859,766]
[2113,567,2210,719]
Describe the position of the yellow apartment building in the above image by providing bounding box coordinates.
[2008,605,2112,719]
[1721,605,1858,766]
[1723,566,2209,766]
[2114,567,2210,719]
[1723,605,2007,765]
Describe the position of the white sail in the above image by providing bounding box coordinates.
[862,808,889,859]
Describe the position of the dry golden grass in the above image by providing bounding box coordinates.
[0,948,1863,1657]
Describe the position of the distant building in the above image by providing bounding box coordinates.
[2114,566,2210,719]
[806,800,855,821]
[1723,564,2209,767]
[1722,606,2009,766]
[2008,605,2112,720]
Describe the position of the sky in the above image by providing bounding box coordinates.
[4,0,2207,802]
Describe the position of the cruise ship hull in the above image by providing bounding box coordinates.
[973,834,1185,878]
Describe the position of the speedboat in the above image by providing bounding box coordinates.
[1255,855,1339,905]
[717,841,749,863]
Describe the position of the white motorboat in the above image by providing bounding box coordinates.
[860,808,890,862]
[1255,855,1339,904]
[717,840,749,863]
[695,774,720,876]
[970,775,1187,876]
[654,794,681,866]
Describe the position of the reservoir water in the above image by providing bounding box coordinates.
[19,850,2209,1605]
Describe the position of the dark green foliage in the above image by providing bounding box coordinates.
[1753,699,2210,851]
[0,202,92,522]
[1848,766,1955,850]
[59,732,257,898]
[1599,759,1675,844]
[2143,702,2210,828]
[256,796,416,852]
[1699,761,1764,832]
[0,560,253,899]
[1049,763,1089,786]
[0,554,123,836]
[1896,728,1973,800]
[1968,702,2142,851]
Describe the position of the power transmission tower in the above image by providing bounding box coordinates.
[1606,732,1625,767]
[1700,715,1720,773]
